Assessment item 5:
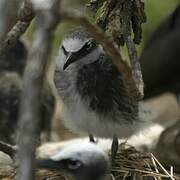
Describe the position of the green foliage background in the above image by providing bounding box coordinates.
[143,0,180,41]
[25,0,180,58]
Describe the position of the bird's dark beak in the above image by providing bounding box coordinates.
[63,52,77,70]
[36,159,65,171]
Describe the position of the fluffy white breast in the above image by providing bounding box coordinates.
[60,91,149,139]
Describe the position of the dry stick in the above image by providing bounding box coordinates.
[124,34,144,98]
[17,1,60,180]
[112,168,174,178]
[150,153,161,180]
[151,154,175,180]
[0,0,34,57]
[61,11,143,101]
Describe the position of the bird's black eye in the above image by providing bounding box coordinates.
[67,160,82,170]
[84,41,93,50]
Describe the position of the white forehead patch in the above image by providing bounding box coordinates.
[63,38,87,52]
[51,142,107,162]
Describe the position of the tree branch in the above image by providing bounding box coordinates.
[0,0,34,57]
[17,1,60,180]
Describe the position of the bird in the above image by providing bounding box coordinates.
[54,27,152,160]
[0,40,27,76]
[0,40,55,143]
[0,40,26,143]
[37,142,111,180]
[140,5,180,101]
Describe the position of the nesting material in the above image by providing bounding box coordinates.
[1,143,180,180]
[34,143,180,180]
[37,145,179,180]
[111,143,179,180]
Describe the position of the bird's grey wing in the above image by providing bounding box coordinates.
[109,65,139,122]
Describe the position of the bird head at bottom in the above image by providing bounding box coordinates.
[37,142,111,180]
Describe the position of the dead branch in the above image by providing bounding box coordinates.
[16,0,60,180]
[61,10,143,100]
[124,35,144,97]
[0,0,34,57]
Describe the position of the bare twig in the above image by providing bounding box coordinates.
[61,10,143,100]
[17,0,60,180]
[0,141,17,160]
[121,0,144,97]
[124,34,144,97]
[0,0,34,57]
[151,154,175,180]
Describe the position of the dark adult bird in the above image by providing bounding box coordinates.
[0,40,27,75]
[54,27,152,160]
[140,5,180,100]
[0,40,55,143]
[37,142,111,180]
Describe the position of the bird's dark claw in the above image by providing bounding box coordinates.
[89,134,96,143]
[111,135,119,163]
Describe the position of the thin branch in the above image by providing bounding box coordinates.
[0,0,34,57]
[124,34,144,97]
[17,0,60,180]
[61,10,143,100]
[151,154,175,180]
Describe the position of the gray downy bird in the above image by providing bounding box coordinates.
[37,142,111,180]
[54,27,152,160]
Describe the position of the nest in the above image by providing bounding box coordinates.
[1,143,180,180]
[110,143,179,180]
[34,143,180,180]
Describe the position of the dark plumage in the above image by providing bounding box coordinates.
[0,40,55,143]
[0,40,27,75]
[0,72,22,143]
[140,5,180,100]
[76,55,137,117]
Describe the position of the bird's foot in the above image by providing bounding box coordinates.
[89,134,97,143]
[111,135,118,163]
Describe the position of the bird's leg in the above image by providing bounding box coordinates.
[111,135,118,162]
[176,93,180,105]
[89,134,96,143]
